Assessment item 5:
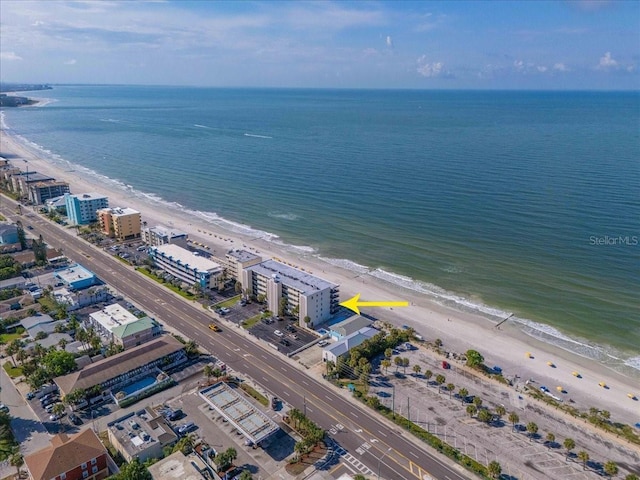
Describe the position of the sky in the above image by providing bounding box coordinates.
[0,0,639,90]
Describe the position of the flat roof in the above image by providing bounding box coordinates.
[89,303,140,334]
[151,244,222,274]
[55,264,95,284]
[108,408,177,458]
[67,192,108,201]
[226,249,261,263]
[147,225,187,238]
[147,451,206,480]
[99,207,140,216]
[248,259,338,295]
[199,382,279,445]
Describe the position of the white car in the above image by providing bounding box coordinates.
[49,413,65,421]
[274,330,283,337]
[318,340,329,347]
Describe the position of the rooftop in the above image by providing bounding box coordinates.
[90,303,140,333]
[111,316,159,339]
[99,207,140,216]
[147,224,187,239]
[331,315,373,337]
[24,430,108,480]
[108,408,178,458]
[199,382,279,445]
[226,248,261,263]
[147,451,207,480]
[248,259,338,295]
[324,327,379,358]
[150,244,222,274]
[67,192,108,201]
[54,263,96,284]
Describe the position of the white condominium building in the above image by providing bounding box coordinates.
[242,260,339,327]
[148,244,223,289]
[215,249,262,284]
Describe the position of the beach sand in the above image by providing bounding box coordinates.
[1,119,638,428]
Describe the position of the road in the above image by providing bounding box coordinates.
[3,200,469,480]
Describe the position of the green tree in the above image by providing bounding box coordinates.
[465,349,485,368]
[234,281,243,294]
[238,471,252,480]
[445,383,455,399]
[434,338,443,348]
[401,357,410,374]
[6,339,24,367]
[184,340,199,357]
[563,438,575,459]
[487,460,501,479]
[303,315,311,325]
[424,369,433,385]
[381,359,391,374]
[412,364,421,376]
[42,349,76,377]
[114,457,152,480]
[10,452,23,478]
[478,409,492,423]
[526,422,538,441]
[545,432,555,448]
[603,461,618,478]
[394,356,403,372]
[495,405,506,420]
[203,365,214,382]
[458,387,468,404]
[473,396,483,408]
[15,221,27,249]
[624,474,639,480]
[577,450,589,470]
[435,374,446,392]
[508,412,519,431]
[384,348,393,360]
[466,405,477,418]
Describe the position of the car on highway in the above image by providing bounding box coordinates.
[208,323,221,332]
[279,338,290,346]
[274,330,283,337]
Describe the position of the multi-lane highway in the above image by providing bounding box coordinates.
[4,199,469,480]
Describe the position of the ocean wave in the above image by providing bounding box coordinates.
[194,124,211,129]
[244,133,272,139]
[624,356,640,371]
[268,212,300,221]
[317,256,371,274]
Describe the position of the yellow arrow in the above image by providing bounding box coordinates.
[340,293,409,315]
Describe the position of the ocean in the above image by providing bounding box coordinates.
[2,86,639,375]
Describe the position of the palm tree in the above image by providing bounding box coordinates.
[238,471,252,480]
[508,412,519,431]
[472,396,483,408]
[58,338,68,351]
[624,474,639,480]
[603,461,618,478]
[381,359,391,374]
[412,364,421,377]
[446,383,455,399]
[384,348,393,360]
[6,339,24,367]
[545,432,555,449]
[577,450,589,470]
[435,374,446,392]
[563,438,575,460]
[16,349,28,366]
[478,409,492,424]
[458,387,468,404]
[526,422,538,441]
[10,452,23,478]
[203,365,214,382]
[402,357,410,374]
[394,356,403,372]
[184,340,198,357]
[487,460,501,479]
[495,405,506,420]
[466,405,477,418]
[424,369,433,385]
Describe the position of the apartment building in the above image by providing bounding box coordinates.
[97,207,141,241]
[215,249,262,284]
[242,259,339,326]
[141,224,188,248]
[28,180,71,204]
[64,193,109,225]
[148,244,223,290]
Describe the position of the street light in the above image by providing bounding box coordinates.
[377,447,392,480]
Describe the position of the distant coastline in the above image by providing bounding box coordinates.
[0,83,52,107]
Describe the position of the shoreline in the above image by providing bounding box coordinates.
[1,113,639,428]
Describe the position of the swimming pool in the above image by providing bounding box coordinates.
[121,376,156,396]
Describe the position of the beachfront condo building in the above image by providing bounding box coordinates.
[148,243,223,289]
[214,249,263,284]
[241,260,339,327]
[141,224,189,248]
[28,180,71,204]
[97,207,141,241]
[64,193,109,225]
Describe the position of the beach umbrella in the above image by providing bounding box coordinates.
[546,361,555,367]
[526,352,532,358]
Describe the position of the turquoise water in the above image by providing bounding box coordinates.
[121,376,157,396]
[2,86,638,372]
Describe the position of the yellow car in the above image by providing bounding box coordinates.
[208,323,221,332]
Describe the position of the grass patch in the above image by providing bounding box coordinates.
[213,295,241,309]
[2,362,23,378]
[0,327,25,344]
[136,267,195,301]
[241,314,262,329]
[240,383,269,407]
[37,295,58,313]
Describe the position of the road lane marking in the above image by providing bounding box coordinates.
[349,412,359,418]
[378,430,387,437]
[409,451,418,458]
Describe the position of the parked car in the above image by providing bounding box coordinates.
[285,325,296,333]
[274,330,283,337]
[49,412,65,421]
[220,307,231,314]
[167,409,183,421]
[441,361,450,369]
[318,340,329,347]
[26,391,36,400]
[0,404,9,413]
[42,396,60,407]
[177,422,195,434]
[69,413,82,425]
[45,402,61,413]
[271,397,279,410]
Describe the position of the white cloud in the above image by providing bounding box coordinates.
[513,60,525,71]
[0,51,22,61]
[64,59,77,65]
[386,35,393,48]
[597,51,618,69]
[537,65,548,73]
[553,62,568,72]
[416,55,450,78]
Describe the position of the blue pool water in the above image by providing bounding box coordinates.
[121,376,156,396]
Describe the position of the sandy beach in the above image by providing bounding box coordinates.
[1,117,639,429]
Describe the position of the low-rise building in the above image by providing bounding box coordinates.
[54,263,99,290]
[321,327,379,364]
[54,335,186,399]
[64,193,109,225]
[242,260,339,326]
[142,224,189,248]
[329,315,373,341]
[53,285,109,311]
[97,207,141,241]
[107,408,178,463]
[88,303,162,349]
[216,249,262,284]
[147,451,209,480]
[148,244,223,290]
[10,171,54,198]
[24,430,112,480]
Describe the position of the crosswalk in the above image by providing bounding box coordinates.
[333,444,375,476]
